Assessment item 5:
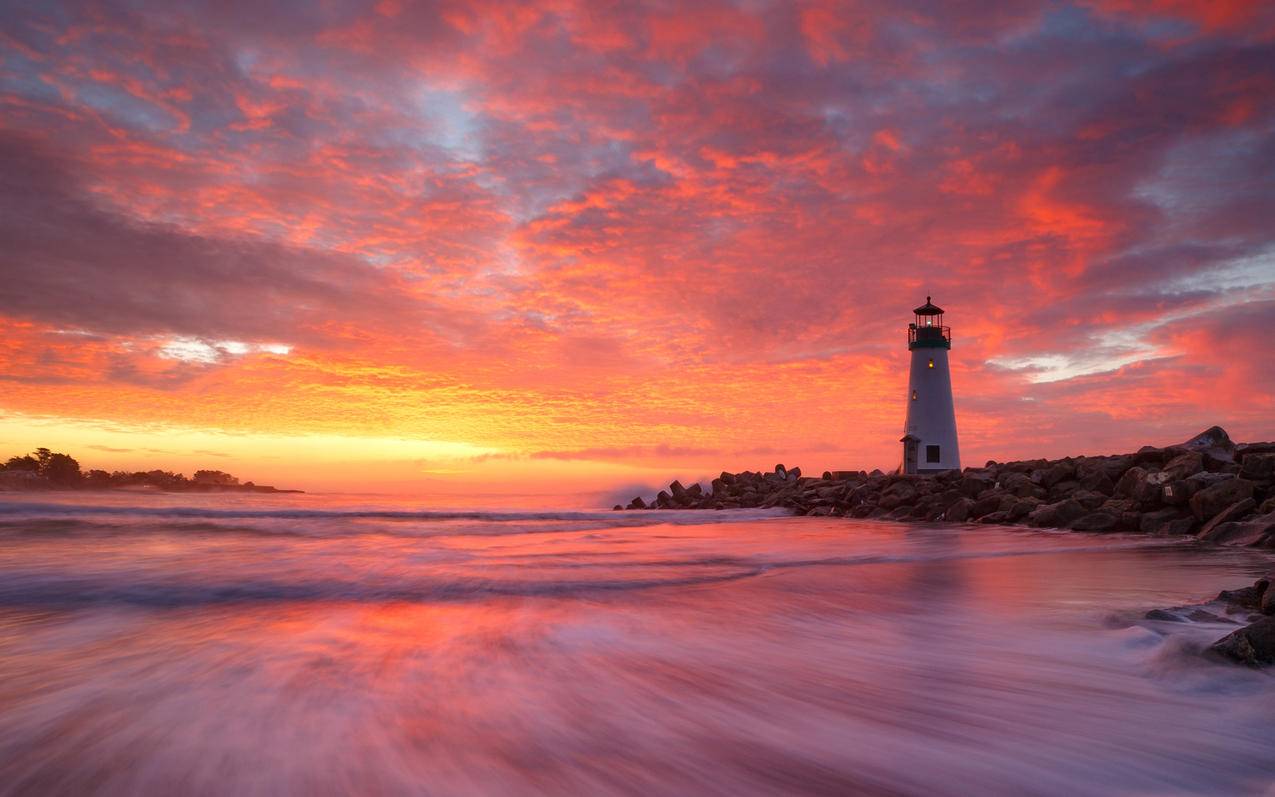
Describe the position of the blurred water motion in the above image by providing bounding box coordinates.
[1,492,1274,795]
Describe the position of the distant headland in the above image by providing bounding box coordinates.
[0,447,301,493]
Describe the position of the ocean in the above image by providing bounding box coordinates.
[0,491,1273,795]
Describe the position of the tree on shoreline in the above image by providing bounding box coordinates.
[2,448,82,485]
[0,449,265,491]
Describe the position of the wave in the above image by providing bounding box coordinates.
[0,501,789,523]
[0,539,1190,610]
[0,501,793,540]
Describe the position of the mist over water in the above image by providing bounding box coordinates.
[1,493,1273,796]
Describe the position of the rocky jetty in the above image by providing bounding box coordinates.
[619,426,1275,549]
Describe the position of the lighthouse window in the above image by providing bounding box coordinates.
[926,445,941,463]
[911,390,917,401]
[928,358,934,368]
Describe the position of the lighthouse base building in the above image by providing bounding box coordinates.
[901,297,960,474]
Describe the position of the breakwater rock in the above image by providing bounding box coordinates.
[619,426,1275,549]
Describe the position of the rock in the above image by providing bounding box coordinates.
[959,474,994,498]
[1205,512,1275,547]
[1161,451,1204,481]
[1069,490,1107,511]
[970,494,1003,519]
[1262,585,1275,616]
[1026,499,1087,529]
[1078,469,1115,495]
[1045,480,1080,502]
[669,480,689,502]
[1070,511,1120,532]
[655,490,673,508]
[1040,462,1075,489]
[1189,478,1255,521]
[1160,517,1198,536]
[1139,507,1183,534]
[1145,609,1182,621]
[774,464,787,479]
[1114,466,1148,499]
[1007,497,1042,521]
[1240,453,1275,482]
[1197,498,1257,541]
[1187,610,1227,622]
[1101,498,1138,514]
[1176,425,1236,467]
[1207,616,1275,667]
[1218,581,1267,609]
[1160,479,1192,506]
[979,510,1012,524]
[612,504,623,511]
[788,467,802,481]
[1000,472,1045,499]
[945,497,975,522]
[627,496,647,509]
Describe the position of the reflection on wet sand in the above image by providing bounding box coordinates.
[0,495,1273,795]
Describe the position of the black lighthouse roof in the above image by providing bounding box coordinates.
[913,296,944,315]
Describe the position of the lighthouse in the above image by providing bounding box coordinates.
[901,297,960,474]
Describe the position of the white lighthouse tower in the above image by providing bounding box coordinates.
[901,297,960,474]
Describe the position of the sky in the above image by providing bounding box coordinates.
[1,0,1273,501]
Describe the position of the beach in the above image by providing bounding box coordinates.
[1,492,1274,795]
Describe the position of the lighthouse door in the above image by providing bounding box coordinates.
[902,438,918,475]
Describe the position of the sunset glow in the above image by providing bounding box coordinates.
[2,0,1273,497]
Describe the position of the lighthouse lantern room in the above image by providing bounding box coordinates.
[901,296,960,474]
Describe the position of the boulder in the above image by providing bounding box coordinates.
[959,474,994,498]
[996,472,1044,499]
[979,510,1012,525]
[1160,480,1192,506]
[627,496,647,509]
[945,497,976,522]
[1114,466,1148,499]
[971,493,1009,519]
[1139,507,1183,534]
[1162,451,1204,481]
[1026,499,1087,529]
[669,480,689,502]
[1208,616,1275,667]
[1218,580,1268,609]
[1189,478,1256,521]
[1240,453,1275,482]
[1201,513,1275,547]
[1197,498,1257,542]
[1078,469,1115,495]
[1176,425,1236,467]
[1069,490,1108,511]
[1008,497,1042,521]
[1070,512,1120,532]
[1160,517,1198,536]
[1040,462,1075,489]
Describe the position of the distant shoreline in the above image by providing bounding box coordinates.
[0,447,302,494]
